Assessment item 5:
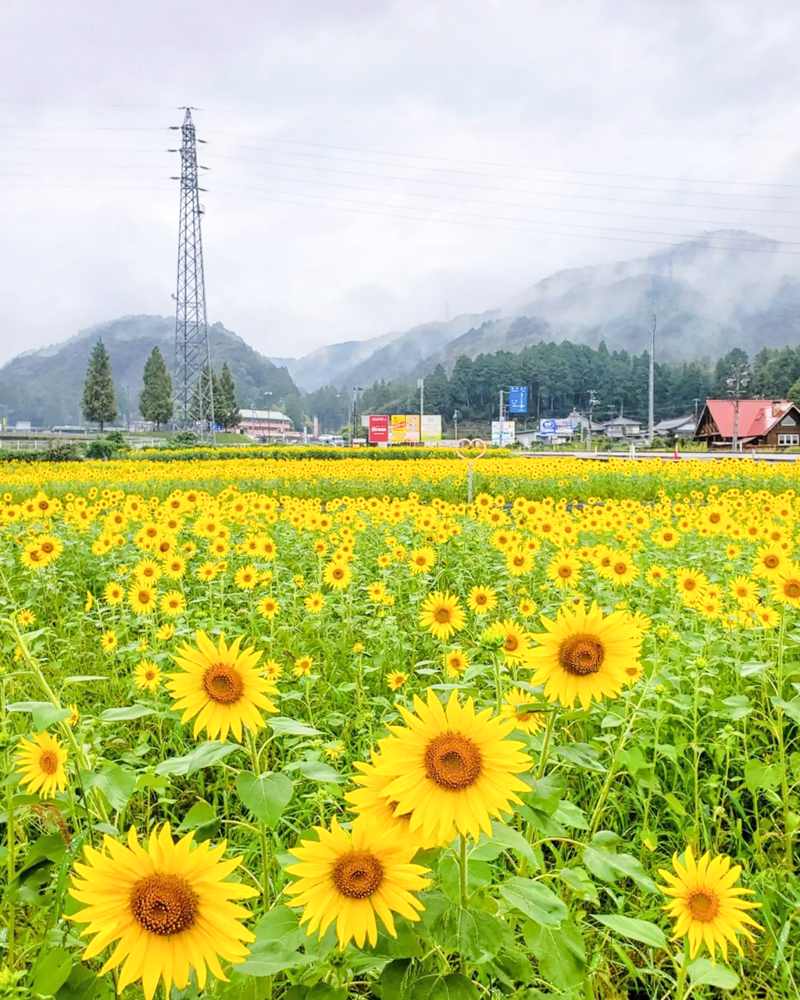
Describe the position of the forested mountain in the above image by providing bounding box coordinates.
[282,231,800,392]
[0,316,297,427]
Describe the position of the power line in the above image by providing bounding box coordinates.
[203,130,800,191]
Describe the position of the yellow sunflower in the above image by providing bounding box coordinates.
[234,564,259,590]
[505,547,534,576]
[547,550,582,589]
[467,584,497,614]
[99,629,118,653]
[346,751,451,848]
[408,547,436,575]
[323,561,352,590]
[753,545,788,581]
[167,631,278,742]
[303,592,325,614]
[501,687,545,734]
[419,591,465,641]
[374,688,532,842]
[493,619,531,665]
[443,648,470,678]
[729,575,758,609]
[15,731,68,797]
[645,564,668,587]
[134,660,163,691]
[658,846,761,962]
[676,568,709,603]
[772,565,800,608]
[160,590,186,616]
[526,600,644,710]
[285,817,429,949]
[68,824,258,1000]
[387,670,407,690]
[258,594,281,619]
[103,581,124,606]
[128,583,157,615]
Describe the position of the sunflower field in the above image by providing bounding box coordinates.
[1,454,799,1000]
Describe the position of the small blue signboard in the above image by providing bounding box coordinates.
[540,418,557,435]
[508,385,528,413]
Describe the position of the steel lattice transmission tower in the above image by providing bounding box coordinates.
[170,107,215,438]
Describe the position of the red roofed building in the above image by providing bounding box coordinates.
[694,399,800,449]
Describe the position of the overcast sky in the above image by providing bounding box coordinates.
[2,0,800,367]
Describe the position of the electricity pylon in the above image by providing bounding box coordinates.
[170,107,215,439]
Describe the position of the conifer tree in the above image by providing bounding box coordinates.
[82,339,117,431]
[216,363,241,430]
[139,346,173,429]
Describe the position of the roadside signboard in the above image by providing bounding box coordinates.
[390,415,407,443]
[421,414,442,441]
[540,418,574,437]
[405,414,420,443]
[508,386,528,413]
[368,414,389,443]
[491,420,516,446]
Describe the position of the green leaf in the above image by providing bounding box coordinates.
[582,833,657,892]
[594,914,668,949]
[381,959,414,1000]
[523,918,586,991]
[32,946,73,997]
[287,759,343,783]
[744,760,781,791]
[524,773,567,814]
[558,866,599,903]
[268,716,321,736]
[154,741,238,776]
[7,701,71,730]
[772,696,800,725]
[553,799,590,830]
[79,765,136,812]
[553,742,606,772]
[99,705,157,722]
[687,957,740,989]
[176,800,220,840]
[240,905,332,977]
[414,974,479,1000]
[498,877,568,927]
[236,772,294,827]
[63,675,109,684]
[487,822,538,864]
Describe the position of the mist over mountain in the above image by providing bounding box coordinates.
[0,315,297,427]
[282,231,800,390]
[3,231,799,426]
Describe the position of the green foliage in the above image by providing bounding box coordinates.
[167,430,200,449]
[216,362,241,430]
[81,339,117,431]
[139,346,173,428]
[85,431,130,460]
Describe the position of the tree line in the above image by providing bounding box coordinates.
[301,342,800,432]
[81,341,241,431]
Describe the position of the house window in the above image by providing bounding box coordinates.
[778,434,799,446]
[781,414,797,426]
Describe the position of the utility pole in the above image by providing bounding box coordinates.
[726,362,750,454]
[264,391,272,445]
[170,107,215,443]
[453,409,459,442]
[647,302,656,446]
[125,384,130,432]
[417,378,424,443]
[587,390,598,451]
[498,389,506,446]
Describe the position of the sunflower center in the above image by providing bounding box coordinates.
[130,873,198,936]
[475,594,486,604]
[683,579,697,591]
[38,750,59,775]
[434,607,451,623]
[765,555,779,568]
[425,733,482,790]
[332,851,384,899]
[202,663,244,704]
[687,889,720,923]
[785,581,800,598]
[558,566,572,578]
[504,635,519,652]
[138,590,150,603]
[558,633,605,676]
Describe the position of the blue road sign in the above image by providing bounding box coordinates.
[508,386,528,413]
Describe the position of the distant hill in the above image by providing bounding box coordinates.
[278,230,800,390]
[0,315,297,426]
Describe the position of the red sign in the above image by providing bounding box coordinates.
[368,414,390,443]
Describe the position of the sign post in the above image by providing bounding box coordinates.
[454,438,487,503]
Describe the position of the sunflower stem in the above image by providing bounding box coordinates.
[5,746,15,967]
[673,940,690,1000]
[775,607,793,869]
[492,653,503,715]
[246,729,271,910]
[536,710,557,781]
[459,834,469,909]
